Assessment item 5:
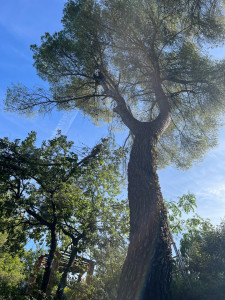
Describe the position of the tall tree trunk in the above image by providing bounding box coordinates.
[38,227,57,300]
[54,246,78,300]
[117,130,172,300]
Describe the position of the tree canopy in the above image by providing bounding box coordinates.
[6,0,225,169]
[0,132,128,299]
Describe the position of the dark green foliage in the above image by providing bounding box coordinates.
[0,132,126,246]
[0,132,128,298]
[0,232,26,300]
[172,218,225,300]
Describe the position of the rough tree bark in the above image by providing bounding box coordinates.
[117,131,172,300]
[100,67,173,299]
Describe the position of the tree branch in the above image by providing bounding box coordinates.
[61,227,84,246]
[98,68,140,134]
[26,209,52,228]
[151,65,171,136]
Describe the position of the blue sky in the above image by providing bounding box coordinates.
[0,0,109,146]
[1,0,225,226]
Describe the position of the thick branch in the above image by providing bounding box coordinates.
[26,209,52,228]
[55,246,79,300]
[77,144,102,166]
[38,226,57,300]
[164,77,209,85]
[61,227,84,245]
[98,68,140,134]
[151,64,171,136]
[113,100,140,134]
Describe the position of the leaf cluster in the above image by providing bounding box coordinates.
[0,132,128,263]
[172,219,225,300]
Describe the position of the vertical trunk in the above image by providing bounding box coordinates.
[54,246,78,300]
[38,227,57,300]
[117,131,172,300]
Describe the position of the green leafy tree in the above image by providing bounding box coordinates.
[165,193,213,299]
[166,193,207,235]
[0,133,127,299]
[0,232,26,299]
[172,219,225,300]
[5,0,225,298]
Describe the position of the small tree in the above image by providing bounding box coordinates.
[0,132,127,299]
[172,219,225,300]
